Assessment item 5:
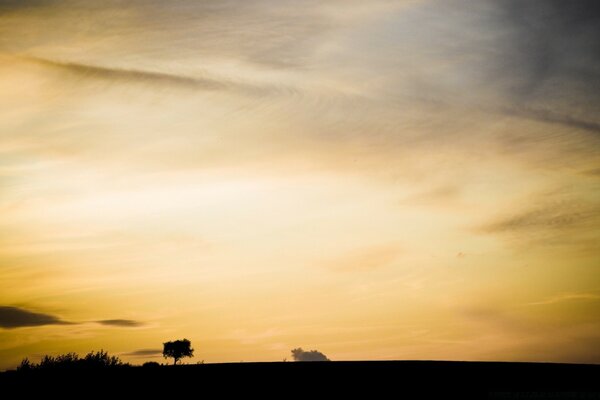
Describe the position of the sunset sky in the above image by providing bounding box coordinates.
[1,0,599,369]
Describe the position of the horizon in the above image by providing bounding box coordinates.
[1,0,599,370]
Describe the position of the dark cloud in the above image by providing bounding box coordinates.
[498,0,600,99]
[0,307,144,329]
[488,0,600,137]
[501,106,600,135]
[291,348,330,362]
[97,319,143,327]
[123,349,162,357]
[0,0,51,12]
[0,306,71,329]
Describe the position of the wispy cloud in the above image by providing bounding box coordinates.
[484,207,584,233]
[501,106,600,135]
[526,292,600,306]
[123,348,162,357]
[97,319,143,327]
[0,0,49,13]
[496,0,600,102]
[399,185,461,208]
[481,195,598,234]
[323,244,400,272]
[20,55,227,91]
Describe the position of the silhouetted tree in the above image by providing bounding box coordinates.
[163,339,194,365]
[291,348,330,361]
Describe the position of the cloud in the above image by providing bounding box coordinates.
[323,244,400,272]
[527,292,600,306]
[497,0,600,100]
[97,319,143,327]
[0,0,50,12]
[0,307,144,329]
[363,1,600,136]
[399,185,461,208]
[482,198,598,234]
[484,208,583,233]
[501,106,600,135]
[291,348,330,362]
[13,55,304,98]
[20,56,227,91]
[0,306,71,328]
[123,349,163,357]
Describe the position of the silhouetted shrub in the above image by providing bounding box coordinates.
[16,350,128,371]
[39,352,79,369]
[16,358,32,371]
[82,350,124,368]
[142,361,160,368]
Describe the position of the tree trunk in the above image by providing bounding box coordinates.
[174,358,177,366]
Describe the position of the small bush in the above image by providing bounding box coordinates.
[142,361,160,368]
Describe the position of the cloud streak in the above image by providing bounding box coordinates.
[527,292,600,306]
[0,307,145,329]
[323,244,400,272]
[501,106,600,135]
[0,306,71,329]
[481,196,598,234]
[123,349,162,357]
[20,55,227,91]
[484,208,583,233]
[97,319,143,327]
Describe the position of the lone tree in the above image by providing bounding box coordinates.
[163,339,194,365]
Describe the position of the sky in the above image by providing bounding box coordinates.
[0,0,599,369]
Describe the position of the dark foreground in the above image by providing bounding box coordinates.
[2,361,599,399]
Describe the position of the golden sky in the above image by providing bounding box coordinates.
[1,0,599,369]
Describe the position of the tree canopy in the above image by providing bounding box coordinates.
[163,339,194,365]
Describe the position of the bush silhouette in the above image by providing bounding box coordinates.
[82,350,124,368]
[142,361,161,368]
[16,350,127,371]
[163,339,194,365]
[16,358,32,371]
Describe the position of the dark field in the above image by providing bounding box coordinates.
[2,360,598,398]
